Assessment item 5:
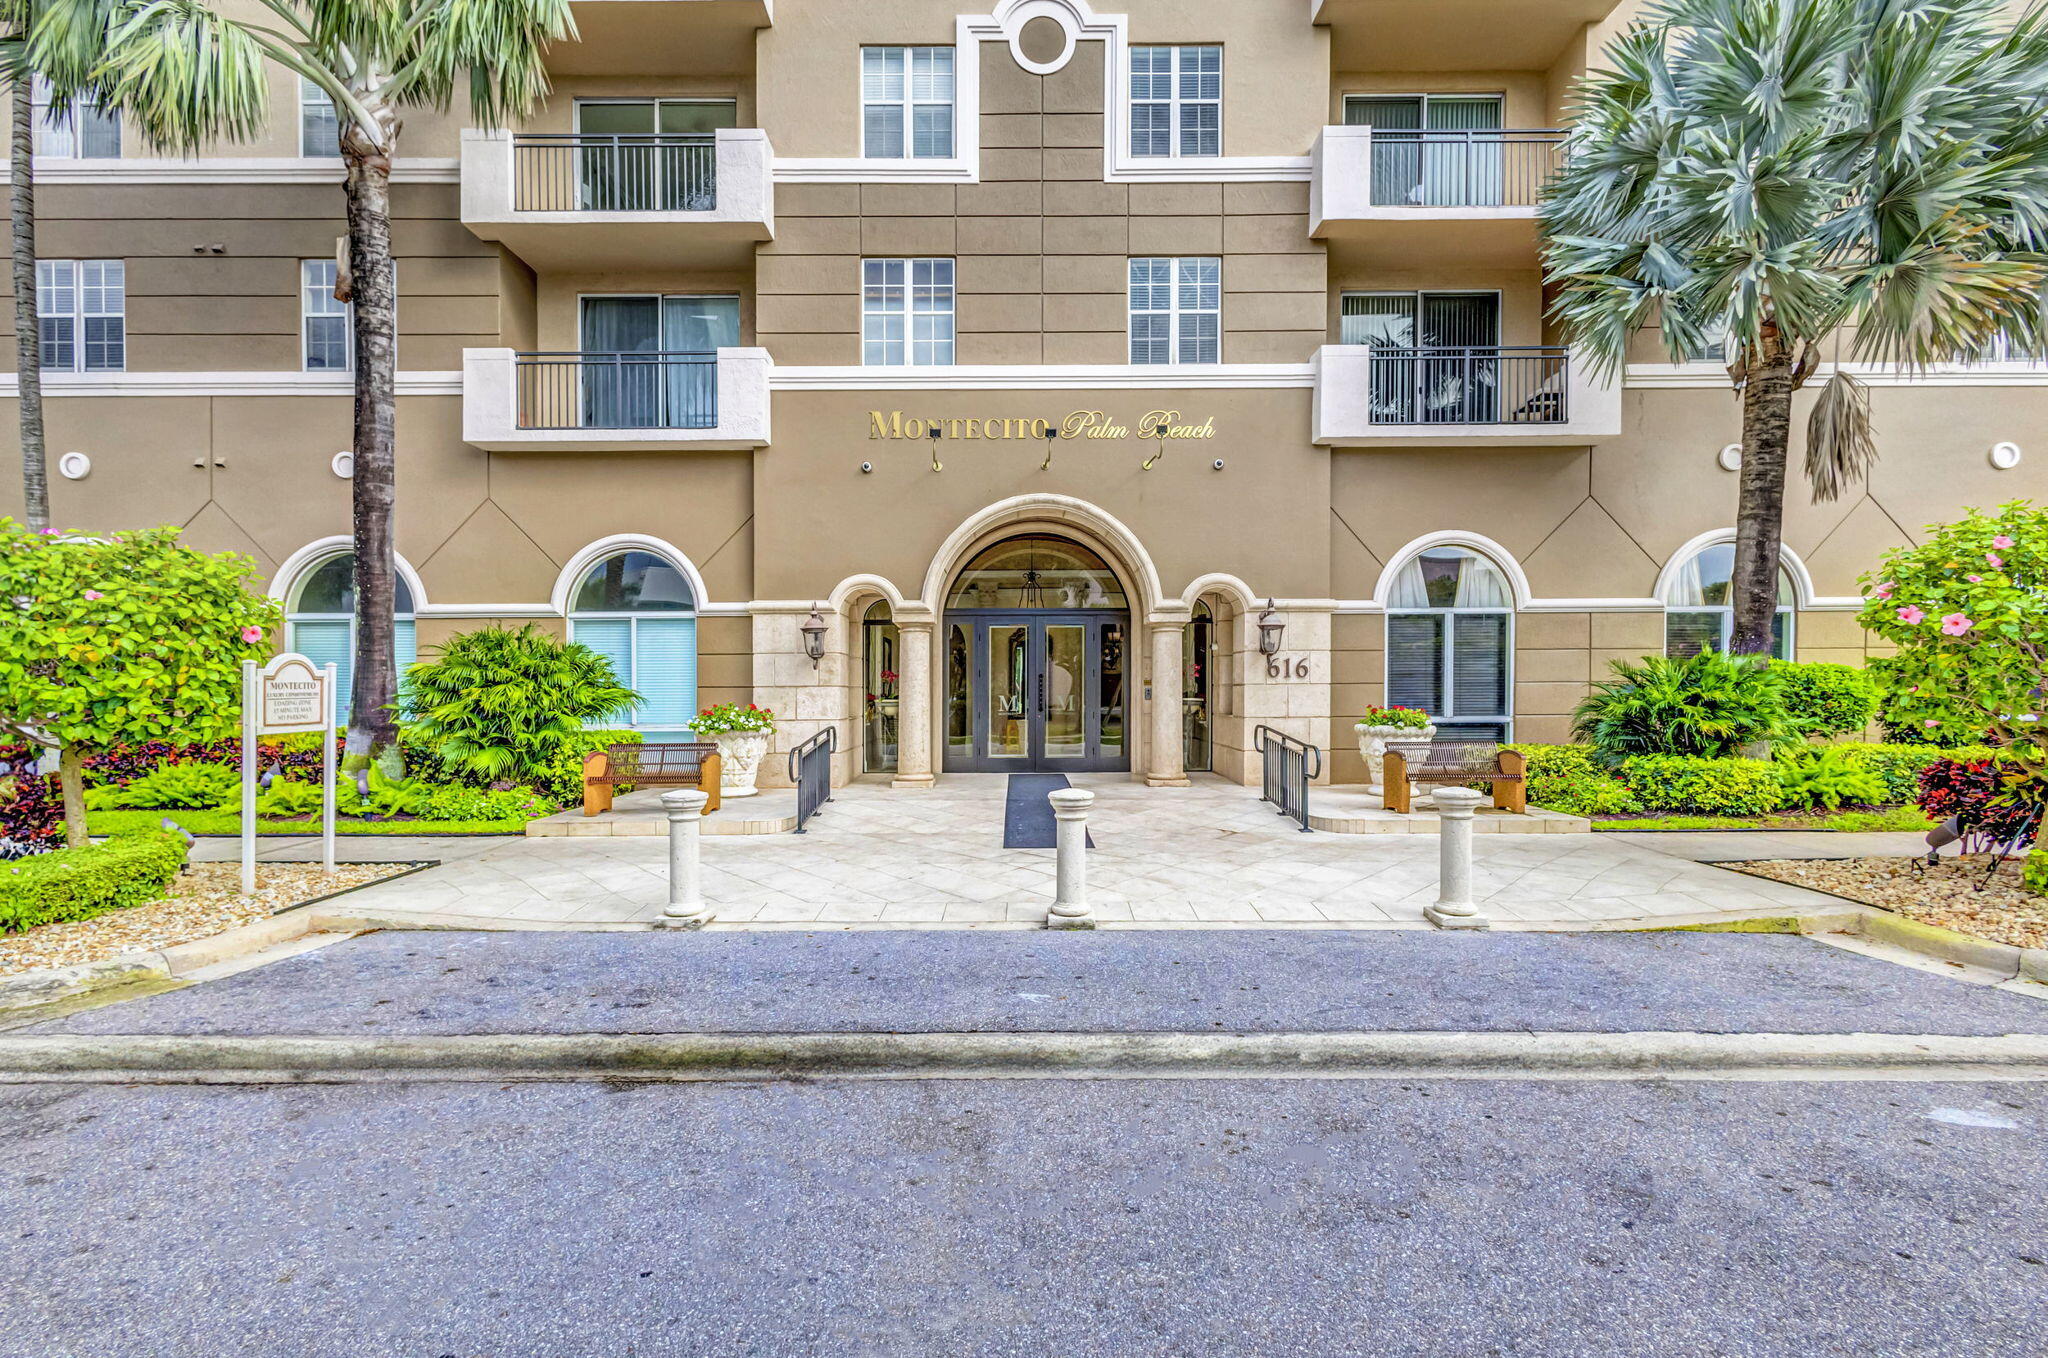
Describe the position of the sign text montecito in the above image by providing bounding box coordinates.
[257,655,331,734]
[868,409,1217,443]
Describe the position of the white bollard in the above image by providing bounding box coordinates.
[1423,786,1491,931]
[1047,787,1096,930]
[656,788,714,930]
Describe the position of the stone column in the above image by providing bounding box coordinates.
[657,788,714,930]
[892,618,935,789]
[1145,620,1190,788]
[1423,787,1490,931]
[1047,787,1095,930]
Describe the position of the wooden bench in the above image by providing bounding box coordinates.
[1381,741,1526,815]
[581,742,722,816]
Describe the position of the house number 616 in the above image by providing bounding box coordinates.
[1266,655,1309,679]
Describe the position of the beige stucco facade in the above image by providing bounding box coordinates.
[4,0,2043,791]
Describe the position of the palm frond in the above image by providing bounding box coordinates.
[1804,368,1878,501]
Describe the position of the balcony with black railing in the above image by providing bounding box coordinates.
[459,127,773,270]
[462,346,772,452]
[1313,344,1618,446]
[1365,131,1563,209]
[1311,124,1564,265]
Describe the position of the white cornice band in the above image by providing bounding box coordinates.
[0,372,463,397]
[771,363,1315,390]
[0,157,460,186]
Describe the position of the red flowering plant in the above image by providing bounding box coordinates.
[691,702,777,736]
[1916,757,2038,854]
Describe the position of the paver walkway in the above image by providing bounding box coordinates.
[193,775,1860,929]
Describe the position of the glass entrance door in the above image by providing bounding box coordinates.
[954,614,1127,771]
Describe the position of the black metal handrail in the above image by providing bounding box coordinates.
[513,132,717,213]
[790,727,835,834]
[1366,129,1563,208]
[1364,345,1569,426]
[1253,725,1320,834]
[514,350,719,431]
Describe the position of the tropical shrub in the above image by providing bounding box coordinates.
[0,522,279,847]
[1620,755,1786,816]
[254,778,329,820]
[1572,651,1789,765]
[2026,851,2046,897]
[542,729,643,804]
[1916,758,2039,854]
[111,761,240,811]
[82,736,339,789]
[400,626,639,792]
[1859,503,2045,769]
[1500,744,1636,815]
[1775,663,1878,738]
[1355,705,1432,731]
[0,829,188,933]
[0,747,61,860]
[357,766,430,818]
[1834,743,2001,804]
[693,702,777,736]
[1774,745,1888,811]
[415,785,556,822]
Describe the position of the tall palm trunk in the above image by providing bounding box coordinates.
[12,77,48,534]
[1729,319,1795,657]
[340,125,400,771]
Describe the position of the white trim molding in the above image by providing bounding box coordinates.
[270,536,430,613]
[918,492,1169,617]
[0,371,461,398]
[0,156,458,186]
[550,534,745,618]
[1655,528,1861,612]
[1627,360,2048,389]
[773,362,1313,391]
[773,0,1311,185]
[1370,531,1536,612]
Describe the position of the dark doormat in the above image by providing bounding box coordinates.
[1003,773,1096,849]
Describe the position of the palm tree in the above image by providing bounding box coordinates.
[32,0,573,773]
[5,5,51,533]
[1542,0,2048,655]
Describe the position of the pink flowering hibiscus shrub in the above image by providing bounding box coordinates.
[0,522,279,849]
[1861,503,2046,885]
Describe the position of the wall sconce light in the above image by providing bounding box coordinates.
[1256,599,1285,656]
[927,426,943,473]
[1041,418,1060,471]
[1142,433,1167,471]
[801,603,828,669]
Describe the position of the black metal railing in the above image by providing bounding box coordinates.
[1365,346,1569,425]
[514,351,718,431]
[512,133,717,213]
[790,728,835,834]
[1367,130,1563,208]
[1253,725,1320,834]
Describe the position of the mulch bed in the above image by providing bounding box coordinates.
[1735,855,2047,950]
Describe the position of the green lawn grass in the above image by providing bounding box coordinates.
[1593,805,1935,833]
[85,809,530,837]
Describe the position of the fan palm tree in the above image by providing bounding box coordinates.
[1542,0,2048,655]
[31,0,574,774]
[5,3,55,534]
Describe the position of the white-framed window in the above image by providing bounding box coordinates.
[1661,541,1795,660]
[300,77,341,158]
[1129,257,1220,364]
[862,258,955,366]
[285,553,418,715]
[567,550,699,739]
[1684,316,1731,364]
[302,259,352,372]
[37,260,124,373]
[862,46,954,159]
[1130,45,1221,158]
[31,76,118,159]
[1385,547,1515,742]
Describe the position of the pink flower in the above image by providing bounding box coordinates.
[1940,613,1973,636]
[1925,720,1941,729]
[1873,581,1894,600]
[1967,575,1982,583]
[240,625,263,644]
[1896,605,1925,625]
[82,589,102,601]
[1992,535,2015,549]
[38,528,58,537]
[1987,553,2003,569]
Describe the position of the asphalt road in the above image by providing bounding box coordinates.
[32,928,2048,1037]
[2,1077,2043,1357]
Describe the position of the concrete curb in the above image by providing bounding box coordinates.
[0,911,341,1013]
[2,1030,2047,1084]
[1802,909,2048,985]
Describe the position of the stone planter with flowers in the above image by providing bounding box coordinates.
[692,702,777,799]
[1354,705,1437,793]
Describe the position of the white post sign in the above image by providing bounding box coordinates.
[241,654,339,895]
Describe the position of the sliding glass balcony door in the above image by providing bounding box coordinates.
[1342,292,1501,424]
[579,294,739,429]
[1347,95,1504,207]
[575,99,735,212]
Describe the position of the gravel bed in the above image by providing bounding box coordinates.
[0,862,414,978]
[1736,855,2047,950]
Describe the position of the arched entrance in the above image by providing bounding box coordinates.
[942,534,1131,772]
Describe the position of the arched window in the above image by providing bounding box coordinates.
[285,553,416,714]
[567,549,698,739]
[1385,546,1513,741]
[945,535,1128,610]
[1661,542,1795,660]
[862,599,899,773]
[1183,598,1214,772]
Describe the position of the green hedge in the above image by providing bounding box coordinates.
[1620,755,1786,815]
[1503,743,1639,815]
[1833,743,2001,804]
[1775,662,1878,737]
[2025,851,2046,897]
[0,830,189,934]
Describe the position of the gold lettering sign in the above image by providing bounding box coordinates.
[868,410,1216,442]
